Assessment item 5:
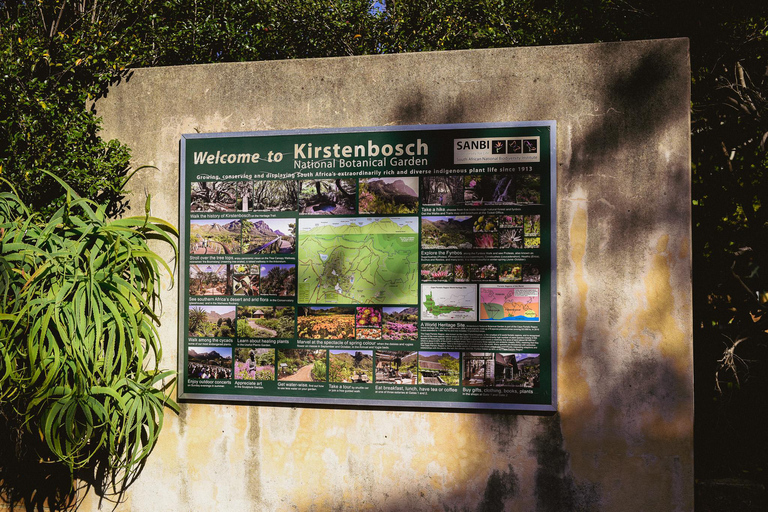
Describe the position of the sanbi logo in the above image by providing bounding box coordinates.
[454,136,540,164]
[492,140,507,154]
[455,139,489,151]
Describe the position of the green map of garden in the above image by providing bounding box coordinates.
[298,217,418,304]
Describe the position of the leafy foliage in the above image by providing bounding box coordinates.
[1,0,767,501]
[0,1,148,213]
[0,176,178,502]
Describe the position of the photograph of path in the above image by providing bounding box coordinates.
[241,218,295,254]
[190,219,241,254]
[189,264,232,296]
[236,306,294,339]
[277,349,327,382]
[421,176,463,205]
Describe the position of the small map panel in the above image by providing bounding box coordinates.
[298,217,419,304]
[420,283,477,322]
[479,284,540,322]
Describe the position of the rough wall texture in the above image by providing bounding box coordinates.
[81,39,690,511]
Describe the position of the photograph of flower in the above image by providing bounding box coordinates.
[420,264,453,282]
[297,307,355,340]
[382,306,418,341]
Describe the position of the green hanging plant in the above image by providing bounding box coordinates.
[0,172,178,506]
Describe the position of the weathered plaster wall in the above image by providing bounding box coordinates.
[83,39,691,511]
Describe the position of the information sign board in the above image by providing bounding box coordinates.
[178,122,556,411]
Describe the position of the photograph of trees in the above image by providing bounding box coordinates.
[421,176,463,205]
[299,179,356,214]
[260,264,296,296]
[251,180,298,211]
[329,350,373,383]
[187,305,235,338]
[191,181,240,212]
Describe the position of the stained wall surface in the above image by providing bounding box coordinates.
[84,39,692,511]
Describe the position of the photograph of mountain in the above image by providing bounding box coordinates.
[421,216,473,249]
[359,177,419,214]
[241,218,295,254]
[190,219,241,254]
[187,346,232,380]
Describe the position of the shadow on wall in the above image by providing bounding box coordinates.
[0,414,73,511]
[394,42,690,511]
[0,408,146,511]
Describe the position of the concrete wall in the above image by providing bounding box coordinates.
[85,39,691,511]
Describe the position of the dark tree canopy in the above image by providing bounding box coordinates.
[1,0,768,507]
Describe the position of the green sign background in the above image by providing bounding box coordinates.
[178,122,556,411]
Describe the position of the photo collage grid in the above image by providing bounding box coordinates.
[186,173,542,389]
